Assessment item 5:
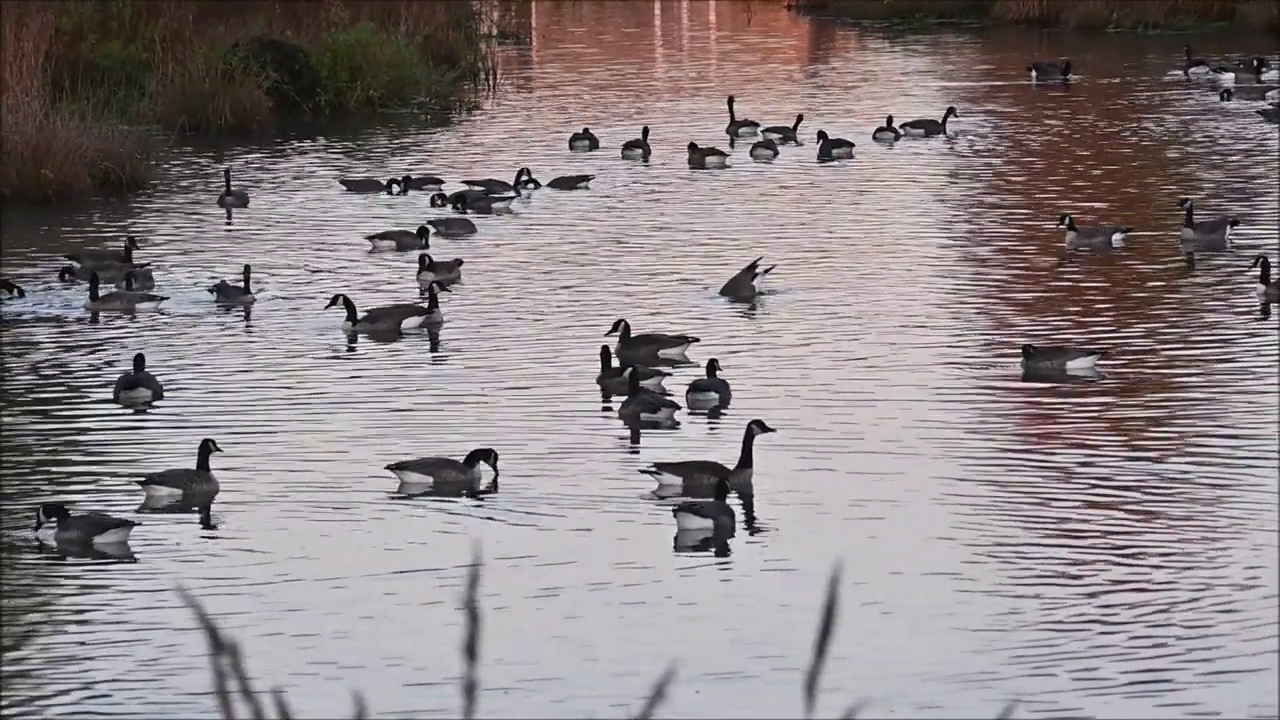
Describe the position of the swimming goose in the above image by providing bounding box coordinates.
[872,115,902,142]
[416,253,464,287]
[1,279,26,298]
[1220,85,1280,101]
[137,438,222,500]
[642,419,775,499]
[400,174,445,191]
[325,293,432,333]
[60,247,149,283]
[899,106,958,137]
[1027,60,1072,83]
[34,503,139,545]
[1056,214,1133,251]
[85,271,167,311]
[1257,107,1280,122]
[724,95,760,137]
[687,142,729,168]
[671,477,735,532]
[618,367,682,425]
[1021,343,1106,371]
[685,358,733,409]
[513,167,539,190]
[569,127,601,151]
[815,130,855,160]
[338,177,403,194]
[451,192,516,215]
[1183,45,1212,76]
[461,170,524,195]
[367,225,431,251]
[113,265,156,291]
[719,256,776,299]
[209,264,256,305]
[426,216,478,237]
[1177,198,1239,246]
[1252,255,1279,303]
[761,113,804,142]
[749,138,780,160]
[621,125,652,160]
[546,173,595,190]
[595,345,671,397]
[65,236,140,266]
[114,352,165,406]
[217,167,250,208]
[606,318,700,359]
[384,448,499,492]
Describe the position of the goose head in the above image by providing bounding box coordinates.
[1220,88,1234,101]
[464,448,500,474]
[36,502,71,530]
[706,358,722,377]
[132,353,147,373]
[199,438,224,456]
[687,141,700,154]
[816,130,830,143]
[58,266,76,282]
[599,344,613,369]
[943,106,959,120]
[605,318,631,337]
[1055,213,1077,230]
[746,418,777,436]
[429,192,449,208]
[324,293,352,310]
[641,125,650,141]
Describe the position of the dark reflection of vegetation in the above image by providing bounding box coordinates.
[179,554,1021,719]
[787,0,1278,30]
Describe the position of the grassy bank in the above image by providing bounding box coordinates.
[786,0,1280,30]
[179,554,1020,719]
[0,0,501,205]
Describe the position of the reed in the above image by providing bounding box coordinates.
[178,559,1021,719]
[787,0,1279,29]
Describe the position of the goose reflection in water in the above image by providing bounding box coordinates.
[673,528,732,558]
[344,324,441,353]
[37,537,137,563]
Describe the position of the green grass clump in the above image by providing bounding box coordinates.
[312,23,424,113]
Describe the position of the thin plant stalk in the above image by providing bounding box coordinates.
[633,662,678,720]
[803,562,842,719]
[461,544,481,720]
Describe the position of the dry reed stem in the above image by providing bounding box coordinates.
[461,544,482,720]
[996,700,1020,718]
[804,562,842,719]
[271,689,295,720]
[633,662,678,720]
[840,700,869,718]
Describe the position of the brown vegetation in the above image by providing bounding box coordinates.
[787,0,1280,30]
[0,0,500,205]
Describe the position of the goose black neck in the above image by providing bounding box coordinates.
[627,369,641,396]
[599,346,612,371]
[792,115,802,131]
[706,361,718,379]
[242,266,252,292]
[197,446,213,472]
[133,354,146,372]
[728,102,736,123]
[426,285,441,312]
[88,276,100,301]
[341,295,358,323]
[1183,204,1195,228]
[736,426,758,469]
[617,322,630,341]
[224,170,232,193]
[1261,258,1272,285]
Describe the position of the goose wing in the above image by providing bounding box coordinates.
[427,218,478,235]
[139,468,207,490]
[361,303,429,325]
[366,229,415,242]
[115,371,165,399]
[548,174,594,189]
[339,178,387,192]
[646,460,732,481]
[385,456,469,481]
[687,377,730,395]
[64,512,138,537]
[629,332,701,350]
[898,118,940,131]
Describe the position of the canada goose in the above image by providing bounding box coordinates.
[1,279,26,298]
[724,95,760,137]
[1252,255,1279,303]
[384,448,499,492]
[400,174,445,191]
[325,293,432,333]
[621,125,651,160]
[1248,56,1279,81]
[546,173,595,190]
[416,253,463,288]
[618,367,682,425]
[568,127,600,152]
[34,503,139,545]
[367,225,431,251]
[687,142,729,168]
[1177,198,1239,246]
[426,217,478,237]
[60,246,148,283]
[137,438,222,500]
[1183,45,1211,76]
[65,235,140,266]
[115,267,156,291]
[209,264,256,305]
[339,177,403,193]
[217,167,250,208]
[595,345,671,397]
[749,138,780,160]
[429,192,450,208]
[685,358,733,409]
[451,193,516,215]
[1221,85,1280,101]
[1020,343,1106,371]
[872,115,902,142]
[1257,107,1280,122]
[671,477,735,532]
[641,419,775,499]
[606,318,700,359]
[114,352,165,405]
[719,256,776,299]
[461,170,524,195]
[1027,60,1072,83]
[85,271,167,311]
[815,130,855,160]
[1056,214,1133,251]
[761,113,804,142]
[899,106,958,137]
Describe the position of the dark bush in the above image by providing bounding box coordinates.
[224,36,322,113]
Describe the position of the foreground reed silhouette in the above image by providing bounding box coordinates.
[179,551,1019,719]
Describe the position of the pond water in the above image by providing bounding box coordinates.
[1,2,1277,718]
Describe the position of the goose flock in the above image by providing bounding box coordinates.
[5,46,1279,557]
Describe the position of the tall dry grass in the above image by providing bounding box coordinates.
[787,0,1280,28]
[179,554,1021,719]
[0,0,501,204]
